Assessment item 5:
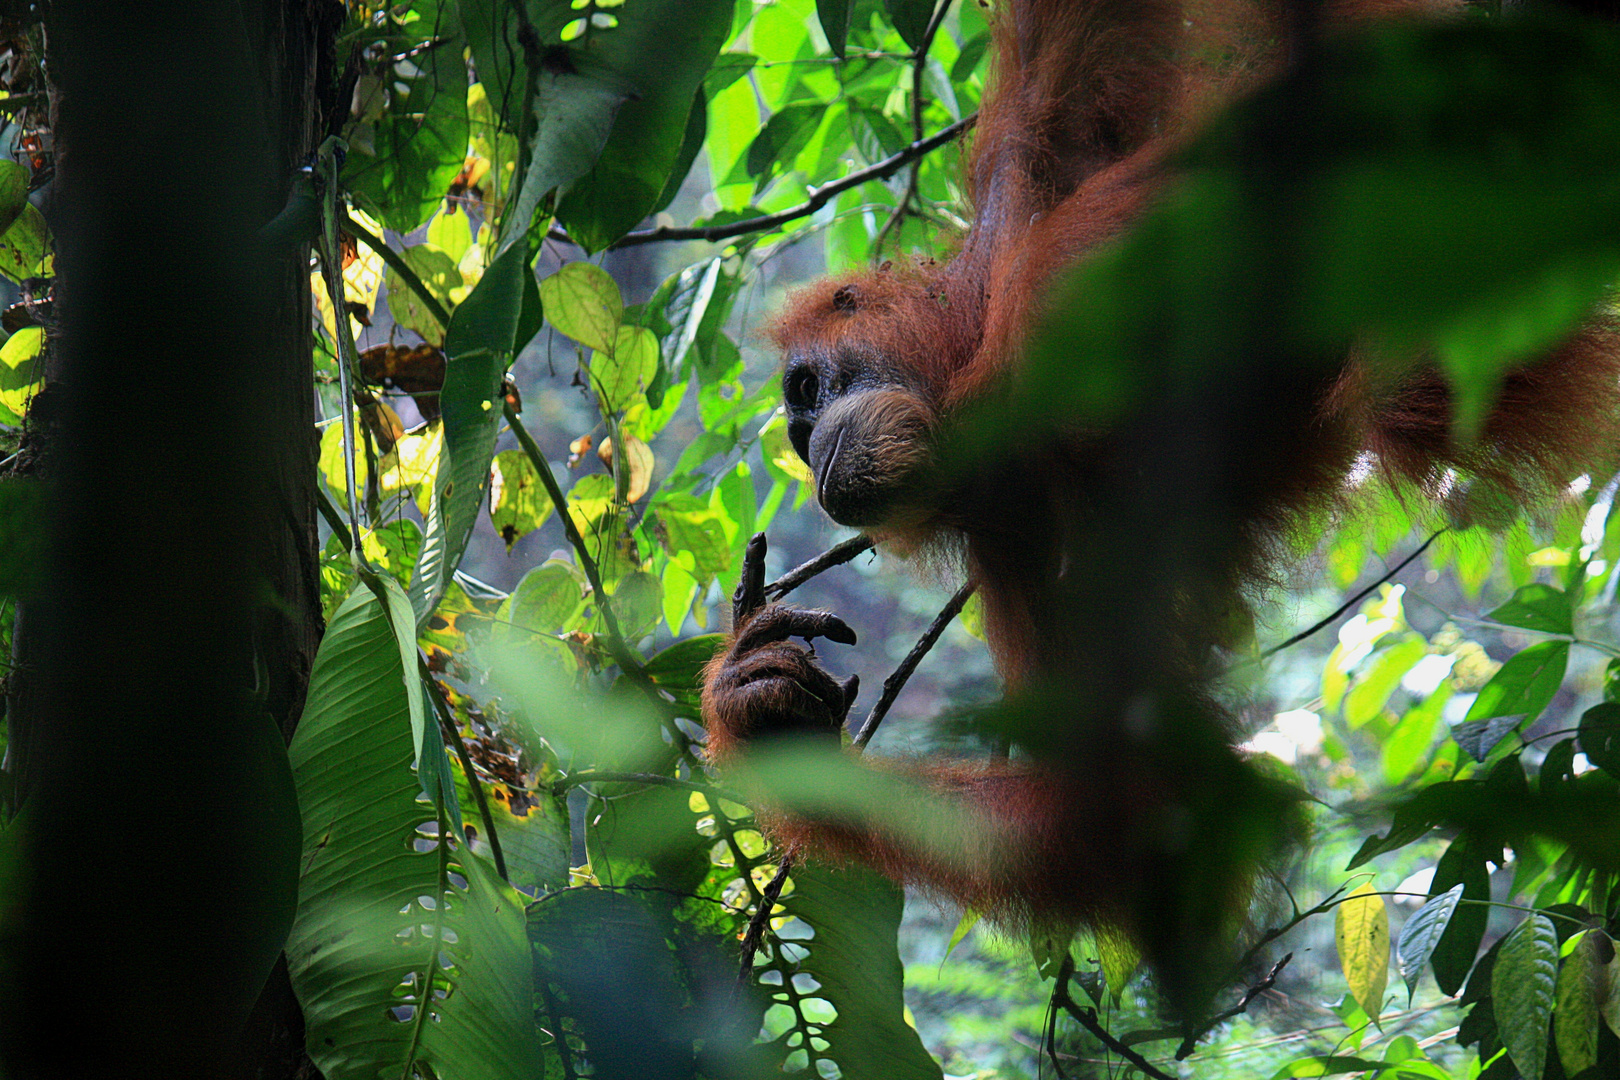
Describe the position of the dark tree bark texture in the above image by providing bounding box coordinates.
[0,3,328,1077]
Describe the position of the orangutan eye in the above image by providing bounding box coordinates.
[785,366,819,410]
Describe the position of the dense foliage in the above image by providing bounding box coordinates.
[5,2,1620,1078]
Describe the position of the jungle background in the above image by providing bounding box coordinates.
[3,1,1620,1078]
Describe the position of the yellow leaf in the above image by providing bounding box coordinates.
[1336,883,1390,1019]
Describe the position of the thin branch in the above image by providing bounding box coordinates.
[316,140,367,552]
[1052,957,1177,1080]
[1261,528,1444,658]
[422,657,508,882]
[734,857,793,994]
[854,580,975,747]
[1175,953,1292,1059]
[550,115,976,251]
[502,400,644,680]
[875,0,953,253]
[340,208,453,329]
[765,534,876,600]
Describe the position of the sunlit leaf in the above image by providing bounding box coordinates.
[1336,884,1390,1018]
[489,449,554,552]
[1486,583,1574,637]
[592,326,658,413]
[540,261,621,354]
[1464,640,1568,727]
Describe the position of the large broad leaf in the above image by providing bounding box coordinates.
[1493,914,1558,1080]
[554,0,733,251]
[287,591,542,1080]
[770,863,943,1080]
[346,0,469,233]
[409,242,533,625]
[499,54,633,252]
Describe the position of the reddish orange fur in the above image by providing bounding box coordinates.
[708,0,1620,951]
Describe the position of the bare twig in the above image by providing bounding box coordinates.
[765,534,876,600]
[1175,953,1292,1059]
[1052,957,1177,1080]
[549,115,976,251]
[854,580,975,748]
[1261,528,1444,658]
[875,0,953,253]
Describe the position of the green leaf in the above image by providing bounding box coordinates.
[816,0,853,59]
[554,0,733,251]
[883,0,933,49]
[1396,884,1462,1004]
[642,633,725,687]
[1464,640,1569,727]
[501,53,633,252]
[651,88,706,215]
[496,561,585,642]
[1336,884,1390,1019]
[355,569,431,779]
[1430,837,1491,996]
[744,102,825,182]
[1486,584,1574,637]
[489,448,554,552]
[385,243,462,344]
[774,863,943,1079]
[411,242,529,626]
[0,159,29,236]
[0,203,47,283]
[943,909,980,962]
[1096,925,1140,1002]
[1578,702,1620,778]
[1492,914,1557,1080]
[1344,637,1426,729]
[539,261,621,353]
[287,591,542,1080]
[592,325,658,413]
[1554,929,1603,1078]
[345,4,469,233]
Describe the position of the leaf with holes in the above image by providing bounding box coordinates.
[489,449,553,553]
[1336,884,1390,1019]
[771,862,943,1079]
[1493,914,1557,1080]
[286,590,541,1080]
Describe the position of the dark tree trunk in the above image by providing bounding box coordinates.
[0,2,328,1077]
